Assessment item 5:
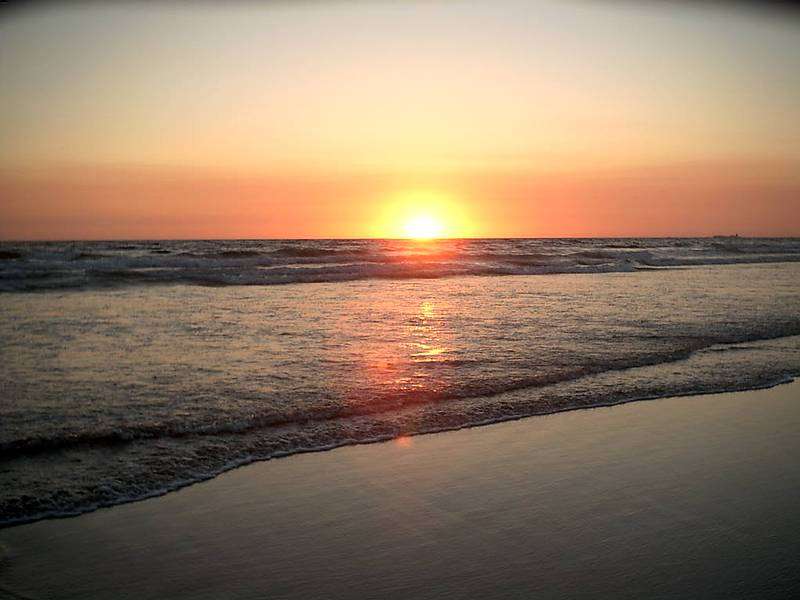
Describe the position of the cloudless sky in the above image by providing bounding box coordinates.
[1,0,798,238]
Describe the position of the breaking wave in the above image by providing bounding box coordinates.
[1,237,799,292]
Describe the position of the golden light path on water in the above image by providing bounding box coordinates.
[354,294,457,438]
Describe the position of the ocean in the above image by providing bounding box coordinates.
[1,237,799,527]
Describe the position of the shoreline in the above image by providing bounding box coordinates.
[2,379,800,599]
[2,362,797,531]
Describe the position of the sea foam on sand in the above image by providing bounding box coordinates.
[1,380,800,600]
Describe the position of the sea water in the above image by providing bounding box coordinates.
[1,238,799,525]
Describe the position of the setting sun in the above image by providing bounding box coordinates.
[372,190,474,239]
[402,214,444,239]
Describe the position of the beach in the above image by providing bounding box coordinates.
[2,379,799,599]
[2,2,799,597]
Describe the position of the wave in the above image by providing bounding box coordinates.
[2,334,798,529]
[6,327,800,461]
[179,249,264,259]
[266,246,375,259]
[2,243,800,292]
[72,252,110,261]
[0,355,678,458]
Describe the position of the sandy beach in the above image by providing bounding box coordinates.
[2,380,799,599]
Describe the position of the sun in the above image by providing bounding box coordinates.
[372,189,473,239]
[402,213,445,239]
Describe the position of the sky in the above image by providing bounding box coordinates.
[1,0,799,239]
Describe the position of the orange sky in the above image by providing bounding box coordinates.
[3,160,797,239]
[1,1,799,239]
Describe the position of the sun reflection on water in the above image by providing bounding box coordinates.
[343,295,461,421]
[408,300,452,365]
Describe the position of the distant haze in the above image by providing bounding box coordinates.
[1,1,798,239]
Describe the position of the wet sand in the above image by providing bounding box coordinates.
[2,380,800,599]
